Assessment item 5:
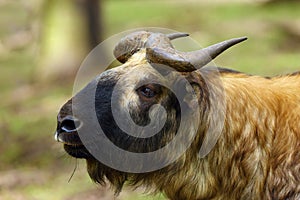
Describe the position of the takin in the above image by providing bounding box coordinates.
[54,31,300,200]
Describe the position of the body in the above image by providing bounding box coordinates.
[55,31,300,200]
[154,72,300,199]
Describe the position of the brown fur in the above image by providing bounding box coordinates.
[83,70,300,200]
[148,72,300,199]
[57,51,300,199]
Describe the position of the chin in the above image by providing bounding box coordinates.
[63,144,93,159]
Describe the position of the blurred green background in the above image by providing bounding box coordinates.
[0,0,299,199]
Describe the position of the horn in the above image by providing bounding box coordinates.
[167,32,189,40]
[146,37,248,72]
[146,32,189,49]
[113,31,189,63]
[113,31,151,63]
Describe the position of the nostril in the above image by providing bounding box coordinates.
[60,117,82,133]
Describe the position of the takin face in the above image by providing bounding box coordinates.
[56,60,204,192]
[54,31,247,196]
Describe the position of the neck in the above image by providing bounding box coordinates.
[154,73,280,199]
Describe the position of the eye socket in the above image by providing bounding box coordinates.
[137,85,157,99]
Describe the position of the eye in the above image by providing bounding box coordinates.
[138,85,157,98]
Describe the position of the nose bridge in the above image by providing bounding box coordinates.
[55,98,87,144]
[58,99,73,122]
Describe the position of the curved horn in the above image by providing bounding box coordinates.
[113,31,189,63]
[167,32,189,40]
[146,37,248,72]
[113,31,151,63]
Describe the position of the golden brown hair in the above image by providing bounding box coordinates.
[55,32,300,199]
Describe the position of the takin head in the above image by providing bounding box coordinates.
[54,31,247,195]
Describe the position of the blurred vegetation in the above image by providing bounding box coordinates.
[0,0,299,199]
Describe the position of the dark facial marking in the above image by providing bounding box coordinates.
[95,78,180,153]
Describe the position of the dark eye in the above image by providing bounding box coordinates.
[138,86,156,98]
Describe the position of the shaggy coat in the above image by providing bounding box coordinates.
[55,33,300,200]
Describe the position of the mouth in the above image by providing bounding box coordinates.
[55,131,93,159]
[63,143,92,159]
[54,114,93,159]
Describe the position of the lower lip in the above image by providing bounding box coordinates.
[63,144,91,158]
[55,131,83,146]
[64,143,85,149]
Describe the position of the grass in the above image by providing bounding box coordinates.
[0,0,299,199]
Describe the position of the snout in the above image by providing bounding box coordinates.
[60,116,82,133]
[55,115,82,143]
[55,114,92,159]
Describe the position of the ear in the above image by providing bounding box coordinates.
[183,82,201,111]
[182,72,210,112]
[172,75,201,113]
